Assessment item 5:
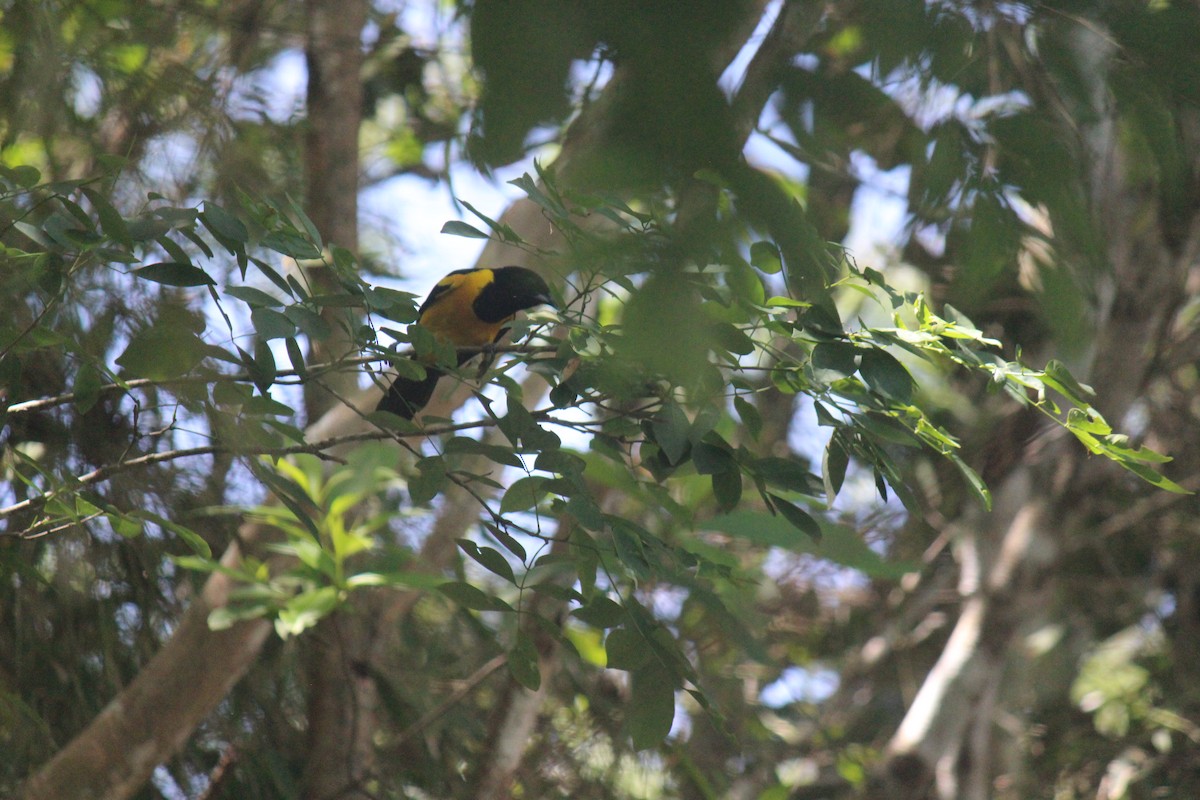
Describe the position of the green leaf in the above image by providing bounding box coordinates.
[754,457,822,495]
[508,173,567,218]
[157,233,192,266]
[711,469,742,512]
[950,454,992,510]
[566,491,605,530]
[72,362,103,414]
[605,628,651,670]
[734,396,762,439]
[499,401,561,450]
[445,436,525,468]
[440,220,490,239]
[1097,435,1172,464]
[1065,407,1112,436]
[285,193,323,248]
[209,603,275,631]
[285,337,307,378]
[727,258,766,305]
[725,511,913,577]
[628,662,676,750]
[500,476,549,513]
[82,187,132,246]
[275,586,341,638]
[509,631,541,690]
[242,393,293,417]
[711,322,756,358]
[462,198,524,242]
[251,257,294,296]
[284,305,332,341]
[822,434,849,506]
[261,230,322,259]
[456,539,516,584]
[572,596,625,628]
[134,262,215,287]
[769,494,822,541]
[810,341,859,382]
[534,448,587,475]
[1043,359,1095,405]
[859,348,913,404]
[1115,460,1190,495]
[750,240,783,274]
[344,571,445,590]
[247,459,319,539]
[702,510,839,561]
[765,295,811,309]
[651,402,691,465]
[482,521,527,561]
[5,164,41,188]
[179,225,214,259]
[857,413,921,447]
[250,338,277,392]
[225,286,283,308]
[438,580,514,612]
[116,323,208,380]
[251,307,297,341]
[130,510,211,558]
[125,215,171,242]
[408,457,447,506]
[610,520,652,579]
[692,442,735,475]
[111,514,144,539]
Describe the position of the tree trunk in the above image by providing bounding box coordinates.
[297,2,374,797]
[301,0,367,420]
[15,532,273,800]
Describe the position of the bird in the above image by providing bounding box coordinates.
[377,265,555,419]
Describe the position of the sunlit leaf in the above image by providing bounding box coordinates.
[440,220,490,239]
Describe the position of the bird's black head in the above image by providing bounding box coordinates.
[473,266,555,323]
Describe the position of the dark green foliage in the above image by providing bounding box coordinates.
[4,1,1200,798]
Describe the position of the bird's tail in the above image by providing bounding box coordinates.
[377,367,443,419]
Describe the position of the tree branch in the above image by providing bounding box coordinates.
[6,345,556,416]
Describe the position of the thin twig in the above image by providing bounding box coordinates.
[393,653,509,746]
[0,398,618,532]
[6,344,558,416]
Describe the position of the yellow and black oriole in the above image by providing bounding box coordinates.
[377,265,554,419]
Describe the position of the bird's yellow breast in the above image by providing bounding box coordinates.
[418,268,511,347]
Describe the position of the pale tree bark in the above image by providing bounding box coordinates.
[14,527,274,800]
[871,22,1200,800]
[302,0,368,421]
[296,2,377,798]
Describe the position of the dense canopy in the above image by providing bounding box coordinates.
[2,2,1199,799]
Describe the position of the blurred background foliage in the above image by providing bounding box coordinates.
[2,1,1200,799]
